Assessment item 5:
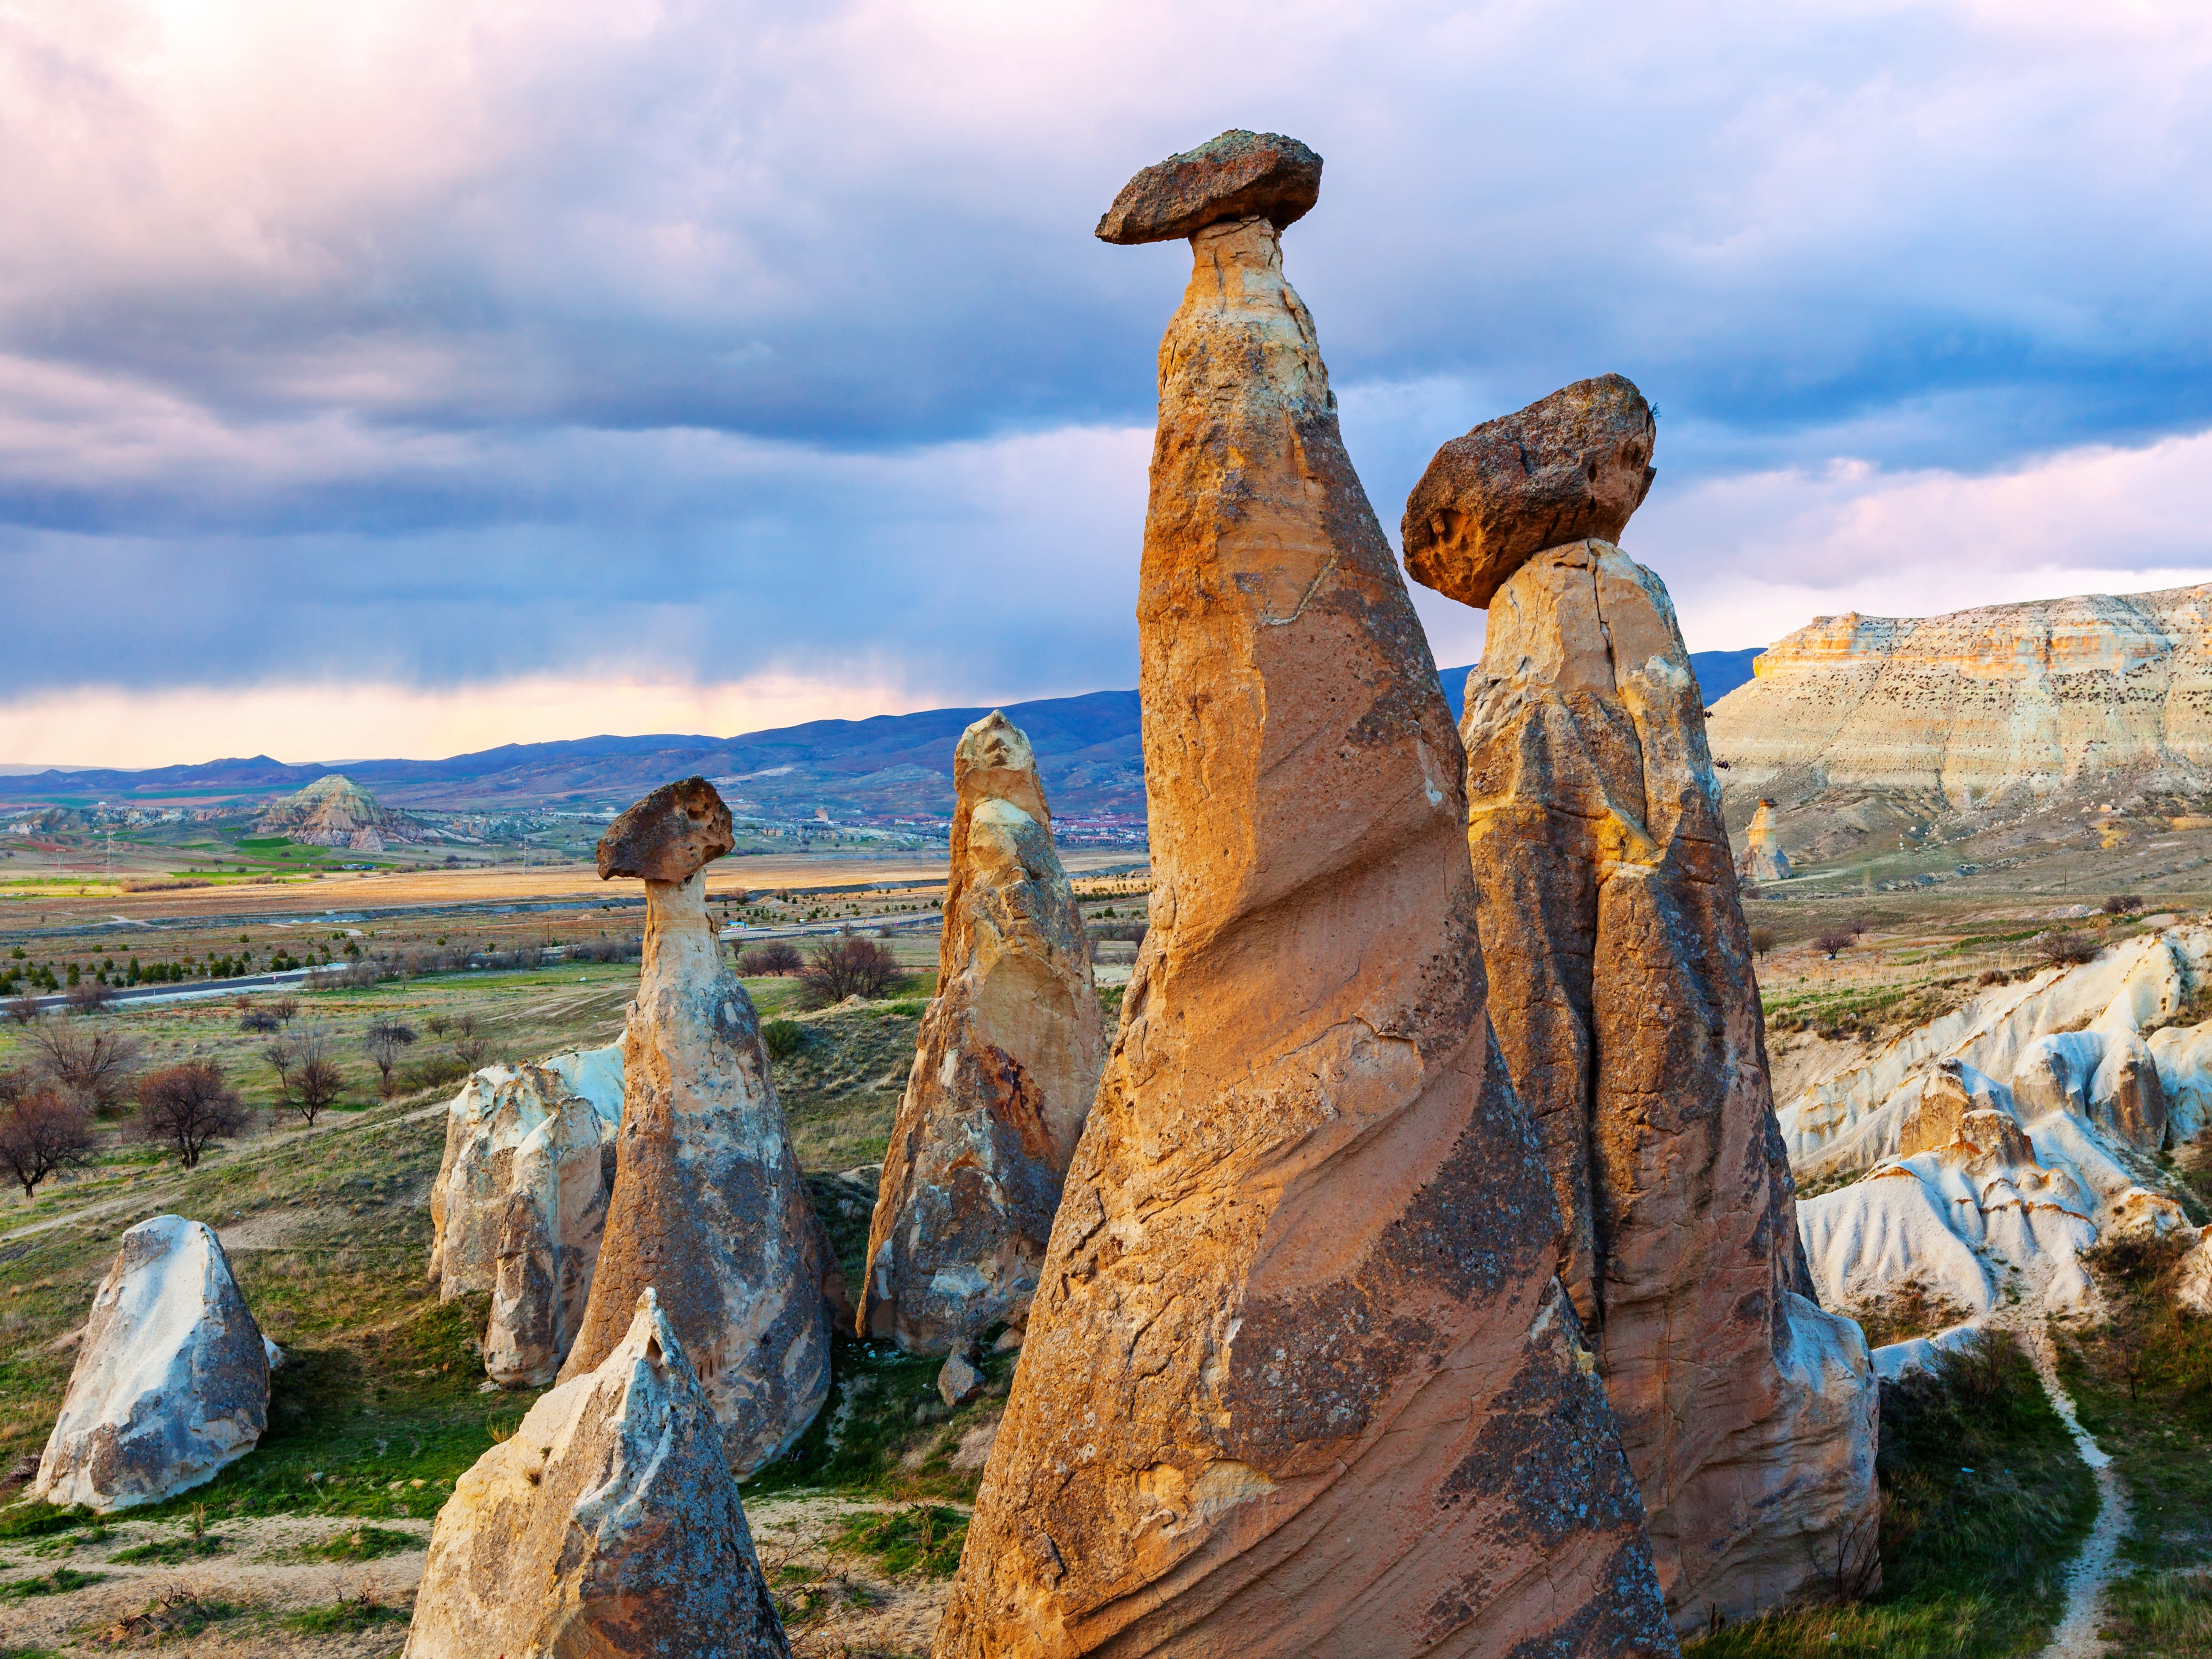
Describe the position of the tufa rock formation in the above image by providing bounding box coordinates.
[1408,381,1879,1628]
[1705,582,2212,808]
[405,1290,791,1659]
[860,711,1105,1354]
[425,1045,623,1387]
[938,134,1676,1659]
[1737,799,1790,883]
[36,1216,270,1511]
[558,778,834,1476]
[251,773,423,851]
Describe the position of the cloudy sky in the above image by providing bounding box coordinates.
[4,0,2210,767]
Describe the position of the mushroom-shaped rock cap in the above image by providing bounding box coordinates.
[596,776,734,883]
[1096,129,1322,245]
[1401,373,1658,610]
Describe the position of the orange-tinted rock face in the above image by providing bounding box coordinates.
[860,712,1104,1354]
[1711,584,2212,805]
[560,785,832,1476]
[935,180,1675,1659]
[1451,538,1879,1628]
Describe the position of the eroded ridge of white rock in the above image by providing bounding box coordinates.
[425,1045,622,1387]
[1441,523,1877,1628]
[938,134,1676,1659]
[1706,582,2212,807]
[1792,928,2212,1340]
[405,1290,791,1659]
[36,1216,270,1512]
[559,778,833,1476]
[860,711,1104,1354]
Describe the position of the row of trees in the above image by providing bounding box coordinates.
[737,936,901,1008]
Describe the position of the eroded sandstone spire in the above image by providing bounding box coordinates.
[557,778,833,1476]
[860,712,1104,1354]
[406,1290,791,1659]
[935,135,1676,1659]
[1406,383,1880,1627]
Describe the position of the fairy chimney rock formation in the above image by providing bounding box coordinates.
[405,1290,791,1659]
[860,712,1104,1354]
[36,1216,270,1512]
[1407,381,1879,1628]
[936,135,1677,1659]
[1737,798,1791,884]
[558,778,833,1476]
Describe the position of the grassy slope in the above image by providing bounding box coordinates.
[1685,1332,2097,1659]
[0,973,946,1535]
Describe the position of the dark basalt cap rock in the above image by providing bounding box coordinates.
[596,777,734,883]
[1096,129,1323,245]
[1401,373,1659,610]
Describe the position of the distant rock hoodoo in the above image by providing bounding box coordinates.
[36,1216,271,1512]
[557,777,833,1476]
[861,711,1104,1354]
[1737,797,1791,883]
[1406,376,1880,1628]
[406,1290,791,1659]
[938,133,1676,1659]
[252,773,422,851]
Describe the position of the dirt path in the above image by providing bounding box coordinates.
[2003,1317,2130,1659]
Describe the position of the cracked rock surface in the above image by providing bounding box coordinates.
[1450,522,1880,1630]
[36,1215,270,1512]
[406,1290,790,1658]
[935,150,1675,1659]
[861,710,1104,1354]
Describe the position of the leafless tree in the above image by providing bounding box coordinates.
[736,941,802,976]
[450,1013,492,1070]
[0,1084,96,1199]
[2034,929,2101,967]
[64,979,112,1017]
[286,1028,347,1125]
[1748,927,1777,958]
[4,991,37,1026]
[797,938,899,1009]
[239,1008,280,1034]
[262,1037,298,1101]
[27,1024,143,1115]
[137,1062,247,1169]
[1814,929,1856,960]
[271,997,300,1025]
[425,1013,450,1039]
[361,1021,419,1095]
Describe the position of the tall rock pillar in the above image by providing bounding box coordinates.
[861,711,1105,1353]
[558,777,833,1477]
[936,131,1677,1659]
[1403,377,1880,1628]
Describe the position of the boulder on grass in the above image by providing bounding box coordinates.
[405,1289,790,1659]
[35,1215,270,1512]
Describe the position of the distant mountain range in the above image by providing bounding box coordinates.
[0,651,1765,821]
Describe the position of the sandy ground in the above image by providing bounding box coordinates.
[0,1491,960,1657]
[0,1510,431,1655]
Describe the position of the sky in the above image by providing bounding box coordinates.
[4,0,2211,768]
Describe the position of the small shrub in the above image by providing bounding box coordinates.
[738,941,803,977]
[0,1565,105,1600]
[797,938,899,1008]
[831,1503,970,1579]
[303,1524,417,1562]
[2032,929,2100,967]
[238,1008,280,1034]
[2103,893,2145,916]
[1747,927,1776,957]
[283,1576,409,1633]
[762,1020,805,1060]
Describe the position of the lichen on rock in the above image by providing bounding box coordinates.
[860,710,1104,1354]
[405,1289,791,1658]
[1416,382,1879,1629]
[36,1215,270,1513]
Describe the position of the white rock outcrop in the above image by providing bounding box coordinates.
[426,1044,621,1386]
[405,1290,790,1659]
[1788,927,2212,1326]
[36,1216,270,1512]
